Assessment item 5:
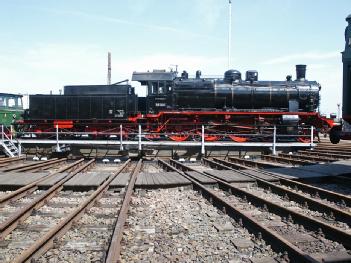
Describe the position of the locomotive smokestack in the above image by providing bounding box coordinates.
[296,64,306,81]
[196,70,202,79]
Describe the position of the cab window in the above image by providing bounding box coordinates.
[7,98,16,107]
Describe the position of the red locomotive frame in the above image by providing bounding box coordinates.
[17,110,334,143]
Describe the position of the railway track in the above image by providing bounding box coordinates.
[164,159,351,262]
[261,155,314,165]
[278,153,338,163]
[309,149,351,156]
[0,159,142,262]
[0,157,25,168]
[298,150,351,159]
[121,186,279,262]
[0,159,85,206]
[209,158,351,213]
[0,153,349,262]
[0,158,67,173]
[227,156,282,169]
[0,159,96,241]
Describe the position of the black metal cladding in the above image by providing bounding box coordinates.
[172,77,320,112]
[245,71,258,82]
[129,67,320,113]
[295,65,306,80]
[29,94,137,120]
[224,70,242,84]
[64,85,133,95]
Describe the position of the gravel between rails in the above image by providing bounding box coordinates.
[242,184,351,231]
[277,183,351,213]
[0,190,45,224]
[142,162,164,173]
[120,188,278,263]
[36,191,122,263]
[212,188,349,258]
[0,191,90,262]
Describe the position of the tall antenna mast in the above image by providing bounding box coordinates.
[228,0,232,69]
[107,52,111,85]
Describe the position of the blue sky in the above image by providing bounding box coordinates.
[0,0,349,114]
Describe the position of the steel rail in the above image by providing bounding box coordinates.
[315,148,351,153]
[105,159,143,263]
[0,156,25,164]
[158,159,318,263]
[308,149,351,155]
[227,156,287,168]
[261,155,314,165]
[0,159,95,240]
[12,159,132,263]
[0,159,84,206]
[315,146,351,152]
[170,159,351,252]
[210,158,351,225]
[278,153,337,162]
[1,158,59,172]
[298,150,351,159]
[211,157,351,207]
[12,158,67,172]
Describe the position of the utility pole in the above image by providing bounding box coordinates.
[228,0,232,69]
[107,52,111,85]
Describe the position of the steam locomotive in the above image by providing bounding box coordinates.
[17,65,332,142]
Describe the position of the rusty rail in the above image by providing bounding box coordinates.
[309,149,351,156]
[228,156,285,168]
[298,150,351,159]
[14,158,67,172]
[0,159,85,206]
[0,159,95,240]
[0,156,25,164]
[210,158,351,223]
[105,159,143,263]
[170,159,351,252]
[12,159,132,263]
[211,157,351,208]
[1,158,60,172]
[261,155,313,165]
[158,159,318,263]
[278,153,337,162]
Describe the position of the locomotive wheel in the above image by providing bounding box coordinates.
[297,137,311,143]
[145,134,161,140]
[194,130,221,141]
[203,135,221,141]
[169,135,190,142]
[229,135,248,142]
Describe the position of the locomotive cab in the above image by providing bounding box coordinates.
[132,70,175,114]
[0,93,23,127]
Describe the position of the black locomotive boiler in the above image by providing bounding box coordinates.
[133,65,320,114]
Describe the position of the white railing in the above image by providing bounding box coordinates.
[16,124,316,155]
[0,125,20,157]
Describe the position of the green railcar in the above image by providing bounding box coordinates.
[0,93,23,127]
